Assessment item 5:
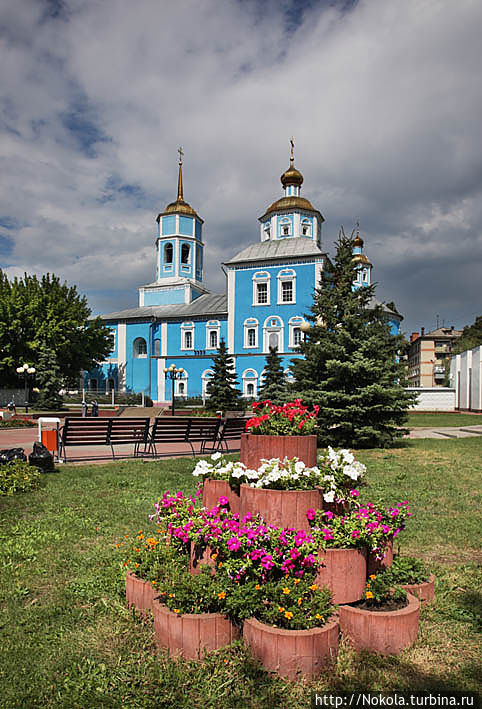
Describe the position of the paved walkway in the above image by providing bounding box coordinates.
[1,422,481,465]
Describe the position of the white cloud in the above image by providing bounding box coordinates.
[0,0,481,331]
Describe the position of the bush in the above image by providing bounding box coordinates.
[0,461,41,496]
[0,419,36,429]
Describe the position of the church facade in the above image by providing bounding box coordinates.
[86,147,401,402]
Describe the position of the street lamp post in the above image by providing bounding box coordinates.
[163,364,184,416]
[16,363,36,413]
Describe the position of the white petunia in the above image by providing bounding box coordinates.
[323,490,335,503]
[211,452,222,461]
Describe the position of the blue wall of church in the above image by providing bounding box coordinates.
[144,288,185,305]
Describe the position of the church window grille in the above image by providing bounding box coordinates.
[244,318,259,348]
[242,369,258,398]
[257,283,267,303]
[281,281,293,302]
[301,219,312,237]
[289,316,304,348]
[153,338,161,356]
[181,322,195,350]
[279,218,292,237]
[205,320,220,349]
[210,330,218,349]
[185,331,192,349]
[263,316,284,353]
[252,272,270,305]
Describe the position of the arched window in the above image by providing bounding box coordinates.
[153,338,161,356]
[242,369,258,398]
[205,320,220,350]
[243,318,259,348]
[164,243,173,264]
[202,369,214,399]
[289,316,304,348]
[133,337,147,358]
[181,244,190,264]
[181,322,194,350]
[301,218,312,237]
[263,222,271,241]
[175,371,188,397]
[263,316,284,353]
[89,378,98,391]
[279,217,291,237]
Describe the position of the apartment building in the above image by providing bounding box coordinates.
[407,326,462,387]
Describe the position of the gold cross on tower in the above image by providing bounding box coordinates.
[290,137,294,164]
[178,146,184,165]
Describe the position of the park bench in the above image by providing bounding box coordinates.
[59,417,150,462]
[213,416,248,453]
[146,416,222,457]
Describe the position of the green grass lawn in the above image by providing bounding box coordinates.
[406,413,482,428]
[0,440,481,708]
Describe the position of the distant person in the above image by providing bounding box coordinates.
[81,400,88,417]
[7,400,16,415]
[91,400,99,417]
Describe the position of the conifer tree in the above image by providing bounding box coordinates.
[206,339,243,412]
[35,344,64,410]
[258,346,288,404]
[291,229,416,448]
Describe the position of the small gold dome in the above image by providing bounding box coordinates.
[353,233,364,248]
[161,199,199,218]
[259,195,324,222]
[281,164,304,187]
[352,253,371,265]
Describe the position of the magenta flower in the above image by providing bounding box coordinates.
[323,510,334,520]
[306,508,316,521]
[227,537,241,551]
[260,554,274,570]
[351,530,361,539]
[350,489,359,497]
[322,527,334,541]
[218,496,229,507]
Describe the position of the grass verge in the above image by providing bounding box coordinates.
[0,439,481,708]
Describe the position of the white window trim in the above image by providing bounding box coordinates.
[279,217,292,237]
[175,373,188,398]
[243,318,259,348]
[201,369,214,399]
[301,218,312,237]
[277,269,296,305]
[289,316,304,348]
[242,369,258,398]
[252,271,271,306]
[262,316,284,354]
[133,337,147,358]
[180,321,195,351]
[205,320,220,350]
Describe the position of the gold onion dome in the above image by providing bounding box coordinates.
[352,253,371,265]
[280,138,304,187]
[353,233,364,248]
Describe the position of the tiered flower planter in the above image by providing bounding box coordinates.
[126,572,157,616]
[202,478,241,515]
[367,542,393,577]
[315,548,367,604]
[240,433,318,470]
[240,485,322,532]
[339,592,420,655]
[153,601,239,659]
[243,615,339,681]
[401,574,435,606]
[189,542,216,575]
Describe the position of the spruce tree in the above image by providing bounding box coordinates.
[291,229,416,448]
[207,339,243,412]
[258,346,288,403]
[35,344,64,411]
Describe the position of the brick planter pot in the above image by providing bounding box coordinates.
[243,615,339,681]
[202,478,241,516]
[153,601,239,659]
[189,542,216,575]
[240,433,318,470]
[126,572,157,616]
[367,542,393,577]
[240,485,322,531]
[401,574,435,606]
[339,592,420,655]
[315,548,367,604]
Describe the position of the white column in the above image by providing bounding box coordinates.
[117,323,127,391]
[227,269,235,354]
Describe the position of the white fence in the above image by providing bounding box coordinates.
[406,387,456,412]
[450,345,482,412]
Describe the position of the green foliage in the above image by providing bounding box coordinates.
[206,338,243,412]
[291,229,416,448]
[258,346,288,403]
[389,554,430,584]
[0,419,35,429]
[35,344,64,410]
[364,570,407,607]
[0,270,113,387]
[0,461,41,495]
[158,566,228,616]
[453,315,482,354]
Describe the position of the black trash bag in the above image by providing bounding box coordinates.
[0,448,27,464]
[28,442,55,472]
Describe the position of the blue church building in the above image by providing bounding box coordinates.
[87,145,401,402]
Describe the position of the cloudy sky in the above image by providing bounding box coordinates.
[1,0,481,335]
